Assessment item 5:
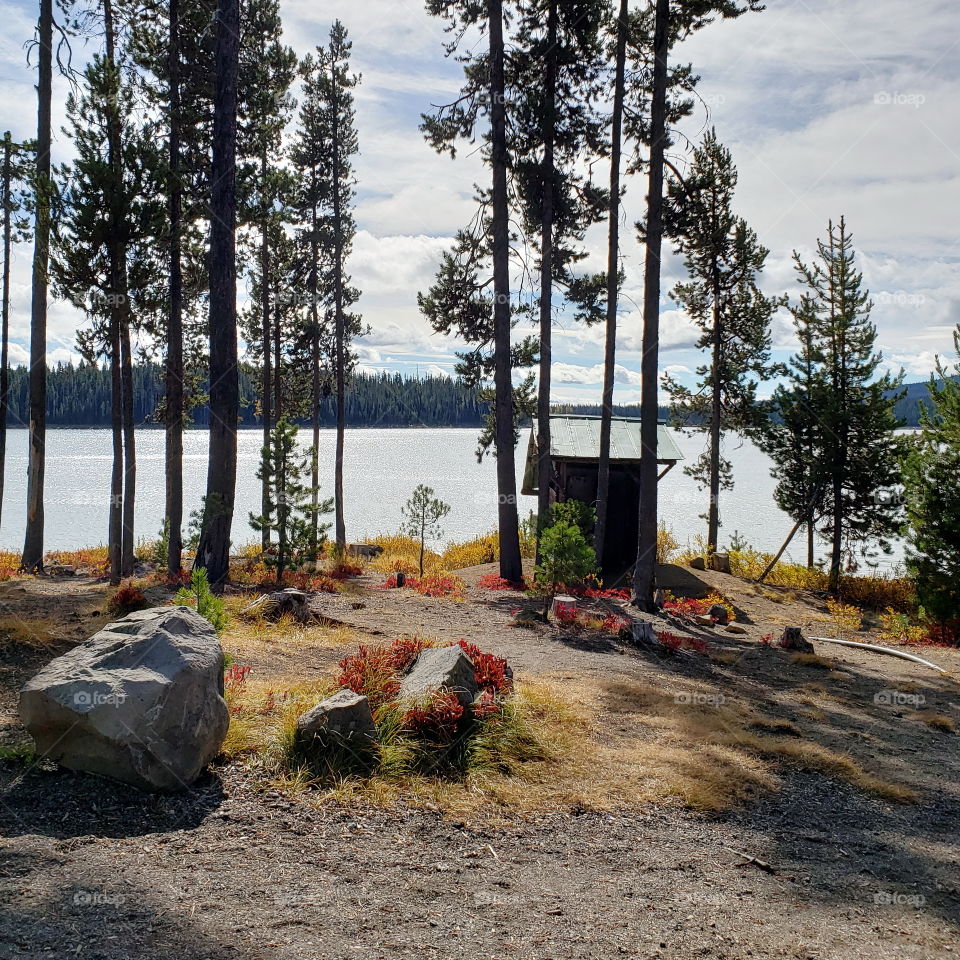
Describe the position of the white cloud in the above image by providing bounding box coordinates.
[0,0,955,391]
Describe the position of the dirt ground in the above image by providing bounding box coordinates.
[1,565,959,960]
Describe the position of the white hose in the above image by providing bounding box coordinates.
[808,636,948,674]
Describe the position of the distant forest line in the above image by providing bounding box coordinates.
[0,362,941,429]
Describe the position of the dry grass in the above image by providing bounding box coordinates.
[221,676,333,760]
[221,597,359,663]
[710,652,741,667]
[0,615,62,651]
[912,711,956,734]
[218,658,917,817]
[791,653,835,670]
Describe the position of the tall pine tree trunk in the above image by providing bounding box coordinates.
[194,0,239,589]
[22,0,53,573]
[488,0,522,584]
[0,133,12,533]
[103,0,122,583]
[593,0,628,564]
[104,0,135,578]
[535,0,558,557]
[259,155,272,553]
[108,279,123,584]
[309,181,320,553]
[331,55,347,551]
[707,282,722,552]
[119,299,136,575]
[165,0,184,575]
[632,0,669,611]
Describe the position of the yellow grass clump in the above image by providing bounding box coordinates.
[45,545,110,577]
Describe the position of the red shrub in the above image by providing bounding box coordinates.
[759,633,774,647]
[472,690,501,720]
[918,620,960,648]
[412,573,466,599]
[403,691,465,741]
[477,572,527,591]
[662,596,710,620]
[555,607,579,627]
[108,580,147,615]
[579,586,630,601]
[336,637,433,708]
[165,568,192,588]
[658,631,684,651]
[600,613,630,634]
[388,636,432,672]
[657,630,709,655]
[337,645,402,708]
[454,640,512,695]
[335,637,512,723]
[327,562,363,581]
[309,575,343,594]
[382,573,466,599]
[224,665,251,713]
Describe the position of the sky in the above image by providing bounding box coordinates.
[0,0,957,405]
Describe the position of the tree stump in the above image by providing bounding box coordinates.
[779,626,814,653]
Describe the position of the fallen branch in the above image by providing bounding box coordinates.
[723,846,777,874]
[808,636,947,674]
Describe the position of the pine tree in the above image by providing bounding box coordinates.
[249,418,332,582]
[632,0,669,610]
[22,0,55,572]
[53,45,156,582]
[904,328,960,622]
[401,485,451,578]
[421,0,530,582]
[662,130,783,552]
[127,0,218,576]
[759,293,823,567]
[511,0,607,546]
[787,218,905,592]
[629,0,766,609]
[194,0,239,589]
[592,0,628,562]
[1,133,33,534]
[236,0,296,552]
[287,22,362,554]
[418,228,539,461]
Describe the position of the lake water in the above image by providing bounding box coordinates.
[0,427,904,570]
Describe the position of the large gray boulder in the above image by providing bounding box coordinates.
[296,690,378,748]
[19,606,229,792]
[399,646,478,707]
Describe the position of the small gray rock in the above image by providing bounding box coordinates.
[708,553,732,574]
[296,690,377,746]
[399,646,478,707]
[347,543,383,559]
[47,564,76,577]
[708,604,730,625]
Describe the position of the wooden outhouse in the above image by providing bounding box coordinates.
[522,415,684,577]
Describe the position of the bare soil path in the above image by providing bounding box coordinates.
[1,568,959,960]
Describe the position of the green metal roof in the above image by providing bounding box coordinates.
[541,415,683,462]
[522,415,683,494]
